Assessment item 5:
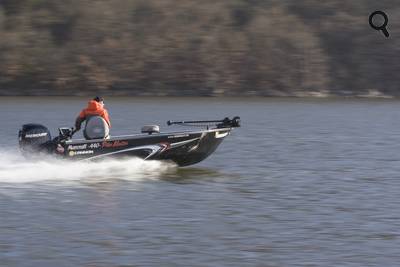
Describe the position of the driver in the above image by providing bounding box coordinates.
[75,96,111,134]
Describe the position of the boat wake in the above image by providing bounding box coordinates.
[0,150,176,184]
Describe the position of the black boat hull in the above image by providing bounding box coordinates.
[53,128,231,166]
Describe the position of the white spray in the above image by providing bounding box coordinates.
[0,150,176,184]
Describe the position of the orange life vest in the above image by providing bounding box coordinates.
[77,100,111,127]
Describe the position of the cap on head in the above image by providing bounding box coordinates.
[93,96,104,103]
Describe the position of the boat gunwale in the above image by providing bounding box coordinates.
[65,127,233,144]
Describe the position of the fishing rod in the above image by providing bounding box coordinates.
[167,116,240,128]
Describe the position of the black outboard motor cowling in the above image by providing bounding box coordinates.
[19,124,51,153]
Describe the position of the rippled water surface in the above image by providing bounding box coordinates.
[1,97,400,267]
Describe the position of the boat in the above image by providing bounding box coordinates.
[18,117,240,166]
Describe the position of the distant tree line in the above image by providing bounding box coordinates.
[0,0,399,96]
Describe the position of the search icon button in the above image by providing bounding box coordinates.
[369,11,389,38]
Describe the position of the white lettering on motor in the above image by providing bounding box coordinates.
[25,133,47,138]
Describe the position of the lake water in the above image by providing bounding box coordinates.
[1,97,400,266]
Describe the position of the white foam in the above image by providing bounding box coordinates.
[0,150,176,184]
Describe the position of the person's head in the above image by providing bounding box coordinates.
[93,96,104,106]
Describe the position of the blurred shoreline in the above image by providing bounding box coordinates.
[0,95,397,101]
[0,1,398,97]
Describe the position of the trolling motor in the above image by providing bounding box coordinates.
[167,116,240,128]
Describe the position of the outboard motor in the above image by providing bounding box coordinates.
[18,124,51,153]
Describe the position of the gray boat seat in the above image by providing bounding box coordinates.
[84,116,110,140]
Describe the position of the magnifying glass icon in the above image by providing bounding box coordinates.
[369,11,389,38]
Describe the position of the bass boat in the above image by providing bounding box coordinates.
[18,117,240,166]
